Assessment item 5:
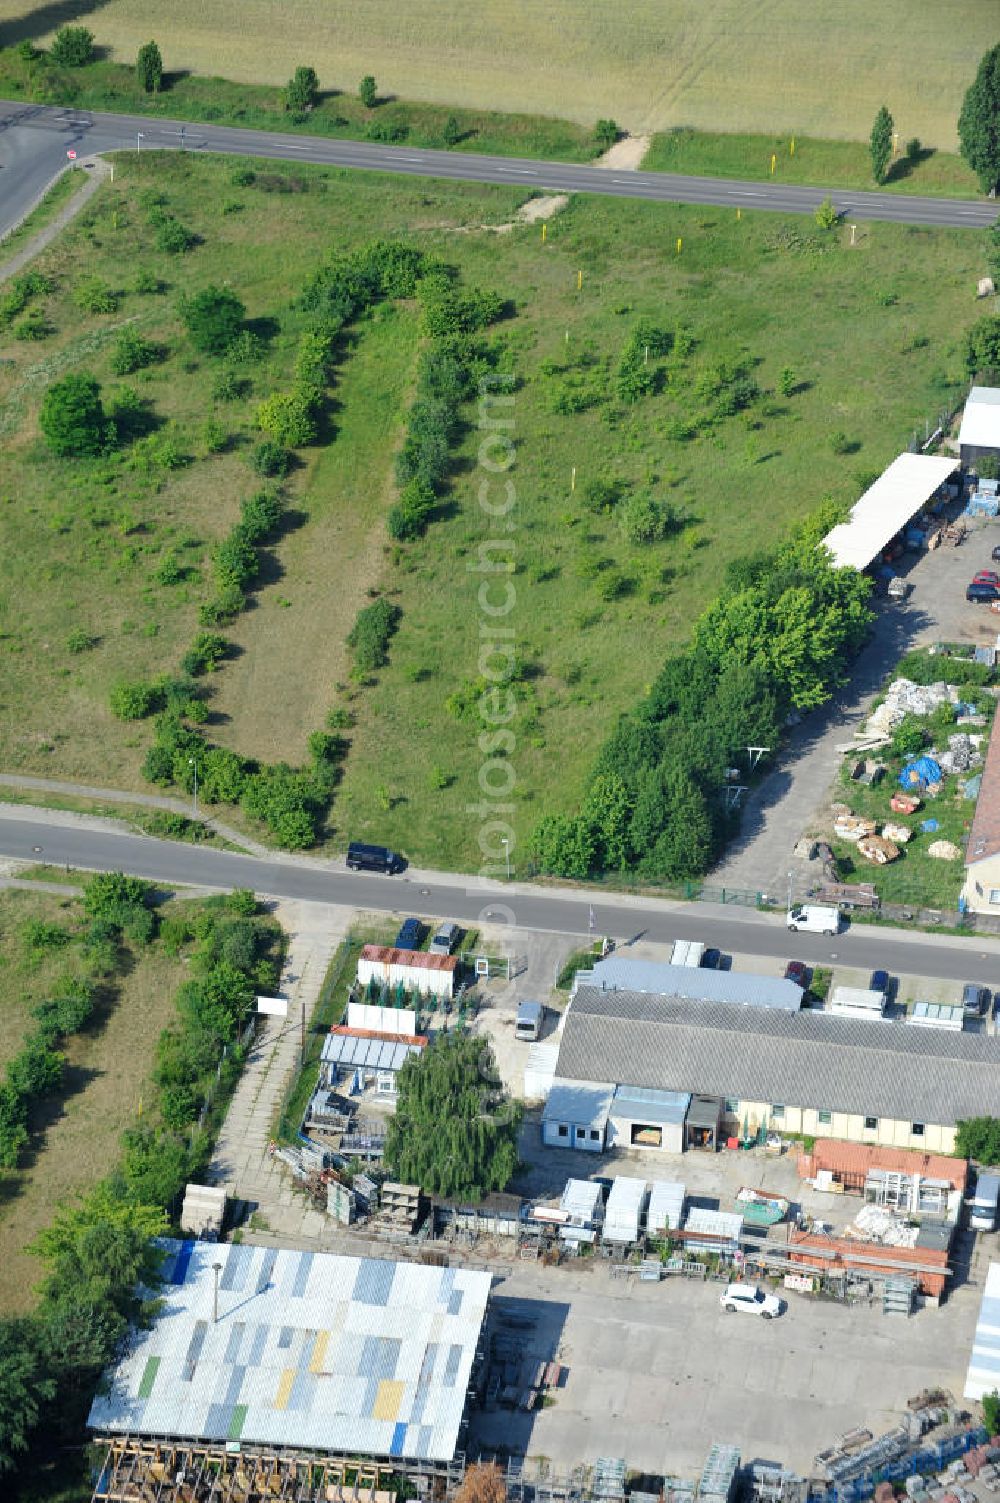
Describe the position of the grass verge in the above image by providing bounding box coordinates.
[643,129,981,199]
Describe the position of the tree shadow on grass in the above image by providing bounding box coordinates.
[0,0,112,48]
[886,145,935,184]
[20,1064,102,1173]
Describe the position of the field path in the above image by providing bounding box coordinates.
[0,157,109,284]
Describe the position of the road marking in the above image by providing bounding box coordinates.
[402,155,424,162]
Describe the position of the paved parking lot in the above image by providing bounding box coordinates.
[473,1256,982,1479]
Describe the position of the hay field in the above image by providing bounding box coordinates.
[14,0,996,148]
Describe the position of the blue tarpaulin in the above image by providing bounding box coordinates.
[899,756,942,790]
[920,818,940,833]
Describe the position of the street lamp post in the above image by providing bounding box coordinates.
[212,1261,222,1324]
[136,130,144,154]
[501,836,510,879]
[189,757,198,819]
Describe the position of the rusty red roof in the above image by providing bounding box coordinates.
[360,944,457,972]
[329,1024,429,1048]
[798,1138,966,1190]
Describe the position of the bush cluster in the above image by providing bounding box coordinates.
[0,271,52,329]
[347,598,402,678]
[616,319,670,403]
[532,508,873,884]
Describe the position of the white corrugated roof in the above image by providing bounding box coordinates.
[88,1241,490,1462]
[647,1180,686,1233]
[960,387,1000,451]
[964,1260,1000,1399]
[580,958,803,1012]
[822,453,957,571]
[685,1207,744,1241]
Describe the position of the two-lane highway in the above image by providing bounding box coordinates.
[3,812,1000,986]
[0,99,996,240]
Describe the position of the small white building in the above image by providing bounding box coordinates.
[828,986,886,1021]
[960,386,1000,471]
[347,1000,418,1035]
[558,1178,604,1244]
[541,1078,613,1152]
[608,1085,690,1155]
[647,1180,686,1235]
[357,944,456,1000]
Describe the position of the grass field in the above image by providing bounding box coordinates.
[5,0,997,148]
[643,130,982,198]
[0,887,185,1312]
[0,152,984,869]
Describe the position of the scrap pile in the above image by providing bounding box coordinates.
[861,679,958,743]
[484,1307,564,1413]
[844,1204,920,1249]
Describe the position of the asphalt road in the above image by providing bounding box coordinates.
[3,812,1000,985]
[0,99,996,239]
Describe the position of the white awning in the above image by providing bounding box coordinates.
[960,386,1000,451]
[822,453,957,572]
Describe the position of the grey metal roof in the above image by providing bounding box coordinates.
[322,1033,420,1072]
[87,1241,490,1462]
[686,1095,723,1129]
[542,1078,613,1131]
[579,958,802,1011]
[611,1085,690,1126]
[557,986,1000,1127]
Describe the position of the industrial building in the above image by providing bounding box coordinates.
[965,1261,1000,1399]
[959,386,1000,471]
[88,1240,491,1464]
[573,956,804,1011]
[357,945,457,1000]
[548,984,1000,1155]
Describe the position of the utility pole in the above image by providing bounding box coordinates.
[212,1261,222,1324]
[136,130,144,154]
[189,756,198,819]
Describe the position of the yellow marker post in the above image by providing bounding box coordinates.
[770,153,777,175]
[736,207,741,221]
[541,222,547,243]
[577,269,583,291]
[676,237,682,255]
[571,466,577,493]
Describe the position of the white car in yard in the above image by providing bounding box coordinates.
[720,1283,782,1319]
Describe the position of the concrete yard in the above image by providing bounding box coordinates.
[473,1256,981,1479]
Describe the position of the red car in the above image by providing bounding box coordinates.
[784,960,810,988]
[973,571,1000,585]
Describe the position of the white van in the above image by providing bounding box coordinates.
[971,1172,1000,1231]
[515,1001,544,1042]
[786,904,840,935]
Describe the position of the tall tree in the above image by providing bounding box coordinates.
[384,1034,522,1198]
[136,40,163,94]
[960,44,1000,194]
[359,74,377,108]
[285,65,318,113]
[869,105,893,183]
[0,1318,55,1476]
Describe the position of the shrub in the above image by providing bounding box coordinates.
[443,114,462,147]
[257,389,317,447]
[240,764,321,848]
[180,285,245,356]
[365,119,408,143]
[181,633,227,677]
[582,477,624,513]
[594,118,621,149]
[251,440,290,477]
[814,196,839,230]
[154,216,196,254]
[109,680,159,721]
[133,267,160,294]
[50,25,93,65]
[387,478,436,540]
[66,628,96,654]
[226,329,263,365]
[359,74,377,107]
[891,715,926,758]
[111,326,156,375]
[618,491,678,544]
[15,310,49,341]
[39,372,108,457]
[73,278,118,315]
[239,488,283,542]
[198,583,246,626]
[347,598,402,677]
[214,528,259,591]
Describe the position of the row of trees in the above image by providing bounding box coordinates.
[0,886,279,1482]
[532,507,872,884]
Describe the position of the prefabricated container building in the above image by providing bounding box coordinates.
[828,986,886,1021]
[647,1180,686,1235]
[603,1176,648,1242]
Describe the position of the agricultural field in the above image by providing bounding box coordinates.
[5,0,996,148]
[0,152,985,868]
[0,886,184,1312]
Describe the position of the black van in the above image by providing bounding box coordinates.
[346,841,400,874]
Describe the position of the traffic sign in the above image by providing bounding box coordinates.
[66,149,76,160]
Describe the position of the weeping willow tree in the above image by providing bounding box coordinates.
[384,1033,522,1199]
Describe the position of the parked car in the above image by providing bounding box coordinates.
[966,581,1000,602]
[394,917,424,950]
[429,921,460,956]
[346,841,401,874]
[720,1283,782,1319]
[869,968,890,995]
[973,570,1000,585]
[784,960,809,988]
[992,544,1000,562]
[786,904,839,935]
[963,982,990,1018]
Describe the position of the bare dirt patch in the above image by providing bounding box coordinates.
[594,135,651,170]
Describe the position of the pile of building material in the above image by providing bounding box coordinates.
[858,834,900,864]
[845,1204,920,1249]
[928,840,963,860]
[935,732,983,774]
[179,1183,226,1239]
[881,821,913,845]
[834,813,877,842]
[861,679,958,741]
